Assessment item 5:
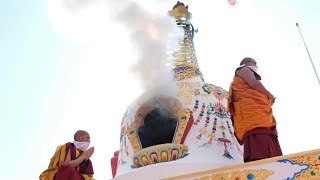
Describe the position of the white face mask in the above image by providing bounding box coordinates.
[73,141,90,151]
[247,65,258,73]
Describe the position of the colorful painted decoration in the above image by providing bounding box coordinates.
[132,143,189,168]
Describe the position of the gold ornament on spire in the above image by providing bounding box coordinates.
[169,1,199,68]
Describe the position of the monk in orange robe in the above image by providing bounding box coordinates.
[39,130,95,180]
[228,57,282,162]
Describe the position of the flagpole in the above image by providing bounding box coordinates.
[296,22,320,85]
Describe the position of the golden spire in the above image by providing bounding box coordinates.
[169,1,198,68]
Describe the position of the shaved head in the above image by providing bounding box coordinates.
[240,57,256,66]
[74,130,89,141]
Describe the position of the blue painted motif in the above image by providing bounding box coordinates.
[277,159,310,180]
[247,173,254,179]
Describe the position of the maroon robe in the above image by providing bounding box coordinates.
[243,127,283,162]
[54,143,94,180]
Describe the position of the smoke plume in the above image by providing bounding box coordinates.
[48,0,183,93]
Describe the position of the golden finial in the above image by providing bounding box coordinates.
[168,1,192,20]
[169,1,199,69]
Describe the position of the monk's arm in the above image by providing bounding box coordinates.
[63,149,87,168]
[238,67,274,101]
[63,147,94,168]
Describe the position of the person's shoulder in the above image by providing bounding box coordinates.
[65,142,75,149]
[237,66,254,75]
[55,142,72,149]
[238,66,251,72]
[54,143,66,152]
[57,142,70,147]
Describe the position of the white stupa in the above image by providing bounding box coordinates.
[110,2,243,179]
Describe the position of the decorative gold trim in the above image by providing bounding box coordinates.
[172,108,192,144]
[162,148,320,180]
[193,169,274,180]
[288,153,320,179]
[173,66,203,81]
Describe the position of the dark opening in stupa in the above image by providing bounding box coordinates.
[138,107,178,148]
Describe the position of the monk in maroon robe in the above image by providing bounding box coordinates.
[40,130,95,180]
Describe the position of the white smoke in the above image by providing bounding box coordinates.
[115,2,183,92]
[48,0,183,93]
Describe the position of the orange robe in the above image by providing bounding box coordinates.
[228,76,277,144]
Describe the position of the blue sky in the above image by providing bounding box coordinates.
[1,0,62,134]
[1,0,320,179]
[0,0,65,179]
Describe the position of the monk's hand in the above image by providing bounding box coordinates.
[82,147,95,160]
